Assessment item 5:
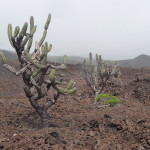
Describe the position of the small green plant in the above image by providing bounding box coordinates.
[96,93,120,107]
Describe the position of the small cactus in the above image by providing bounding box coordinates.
[83,52,121,104]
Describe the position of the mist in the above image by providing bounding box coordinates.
[0,0,150,60]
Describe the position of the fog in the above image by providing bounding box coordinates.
[0,0,150,60]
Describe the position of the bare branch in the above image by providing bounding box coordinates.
[3,64,27,76]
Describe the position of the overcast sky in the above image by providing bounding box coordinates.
[0,0,150,60]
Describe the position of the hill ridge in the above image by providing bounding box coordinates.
[0,49,150,68]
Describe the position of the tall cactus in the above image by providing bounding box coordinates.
[83,52,121,104]
[1,14,77,127]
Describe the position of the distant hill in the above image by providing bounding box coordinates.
[0,49,150,68]
[116,54,150,68]
[0,49,84,65]
[0,49,17,60]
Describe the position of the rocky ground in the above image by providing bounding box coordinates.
[0,63,150,150]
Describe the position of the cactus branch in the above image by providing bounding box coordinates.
[0,52,7,64]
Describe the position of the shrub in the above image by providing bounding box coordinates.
[96,93,120,107]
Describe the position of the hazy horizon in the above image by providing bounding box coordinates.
[0,0,150,60]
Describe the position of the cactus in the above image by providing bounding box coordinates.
[0,52,7,64]
[8,24,14,48]
[1,14,77,127]
[39,30,47,47]
[49,69,56,81]
[58,87,77,94]
[83,52,121,104]
[61,55,68,67]
[44,14,51,30]
[30,16,34,33]
[63,55,68,65]
[89,52,92,66]
[67,80,75,90]
[14,26,20,38]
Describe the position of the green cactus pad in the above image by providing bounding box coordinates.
[30,16,34,33]
[18,23,28,40]
[30,25,37,36]
[21,36,29,48]
[67,80,75,90]
[0,52,7,64]
[44,14,51,30]
[58,88,67,94]
[8,24,14,47]
[14,26,20,38]
[45,42,48,51]
[67,88,77,94]
[20,22,28,35]
[58,87,77,94]
[49,69,56,81]
[25,38,33,53]
[39,30,47,47]
[41,55,47,65]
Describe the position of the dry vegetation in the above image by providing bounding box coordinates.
[0,61,150,150]
[0,13,150,150]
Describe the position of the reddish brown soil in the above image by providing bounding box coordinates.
[0,64,150,150]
